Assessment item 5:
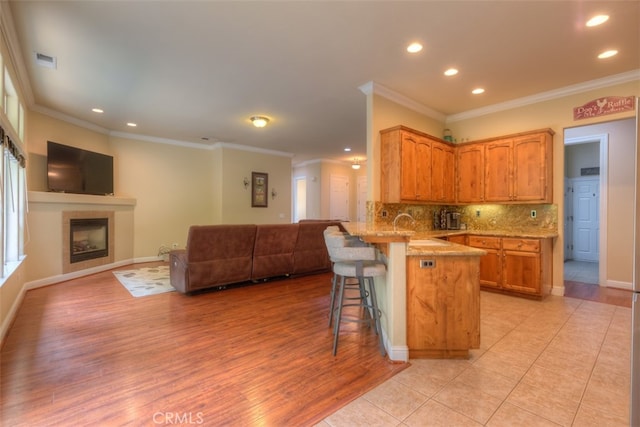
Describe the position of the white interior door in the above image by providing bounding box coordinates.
[329,174,349,221]
[357,175,367,223]
[572,177,600,262]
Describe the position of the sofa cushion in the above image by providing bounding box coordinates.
[186,224,257,291]
[251,224,299,280]
[292,221,344,275]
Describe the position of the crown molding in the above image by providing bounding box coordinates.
[32,105,111,135]
[447,69,640,123]
[213,141,294,158]
[359,81,447,122]
[109,131,214,150]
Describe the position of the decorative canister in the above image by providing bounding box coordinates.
[443,129,453,142]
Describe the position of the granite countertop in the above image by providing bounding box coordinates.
[341,222,557,257]
[405,240,487,257]
[342,222,558,239]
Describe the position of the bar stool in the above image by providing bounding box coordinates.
[323,227,369,327]
[324,231,386,356]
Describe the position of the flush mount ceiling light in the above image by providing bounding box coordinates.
[351,158,361,170]
[91,108,104,113]
[126,122,137,127]
[472,88,485,95]
[250,116,270,128]
[586,15,609,27]
[444,68,459,76]
[598,49,618,59]
[406,42,423,53]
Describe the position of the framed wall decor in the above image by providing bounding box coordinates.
[251,172,268,207]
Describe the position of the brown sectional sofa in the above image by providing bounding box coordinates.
[169,221,344,294]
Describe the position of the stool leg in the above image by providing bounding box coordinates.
[332,275,346,356]
[328,272,338,327]
[367,277,386,357]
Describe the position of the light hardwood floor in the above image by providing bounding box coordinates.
[1,263,405,426]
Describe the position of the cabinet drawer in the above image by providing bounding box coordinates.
[502,238,540,252]
[468,235,501,249]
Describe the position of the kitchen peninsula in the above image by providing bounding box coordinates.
[342,222,486,361]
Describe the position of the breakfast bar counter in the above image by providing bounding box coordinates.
[341,222,486,360]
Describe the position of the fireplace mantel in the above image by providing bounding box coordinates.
[28,191,136,206]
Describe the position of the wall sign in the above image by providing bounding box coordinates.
[574,96,635,121]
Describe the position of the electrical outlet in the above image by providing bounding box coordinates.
[420,259,435,268]
[530,210,537,218]
[381,210,388,218]
[476,210,481,217]
[172,243,178,249]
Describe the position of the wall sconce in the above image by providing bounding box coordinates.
[351,158,361,170]
[271,188,277,199]
[250,116,270,128]
[243,177,250,189]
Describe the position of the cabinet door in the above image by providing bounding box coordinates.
[512,133,549,202]
[448,234,467,245]
[400,133,418,201]
[414,138,432,201]
[431,141,455,202]
[467,236,501,289]
[456,143,484,202]
[484,140,513,201]
[502,250,541,295]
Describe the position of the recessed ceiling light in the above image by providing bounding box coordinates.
[472,88,485,95]
[92,108,104,113]
[407,42,423,53]
[344,147,352,152]
[126,122,137,127]
[598,49,618,59]
[586,15,609,27]
[444,68,459,76]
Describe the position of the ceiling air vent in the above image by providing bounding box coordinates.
[34,52,57,69]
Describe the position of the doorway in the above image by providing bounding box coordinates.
[564,134,606,286]
[329,174,349,221]
[293,176,306,223]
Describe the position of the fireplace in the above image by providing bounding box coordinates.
[70,218,108,263]
[62,211,115,274]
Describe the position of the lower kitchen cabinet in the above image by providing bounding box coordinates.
[406,255,481,358]
[467,235,552,299]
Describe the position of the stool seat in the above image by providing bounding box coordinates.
[332,261,386,278]
[323,228,387,357]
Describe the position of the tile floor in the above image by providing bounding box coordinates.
[319,291,631,426]
[564,260,599,285]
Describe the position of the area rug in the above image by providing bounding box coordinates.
[113,266,175,297]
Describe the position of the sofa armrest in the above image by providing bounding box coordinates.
[169,249,189,293]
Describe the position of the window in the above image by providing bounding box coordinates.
[0,50,27,280]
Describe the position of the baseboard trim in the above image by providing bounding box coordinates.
[606,279,632,290]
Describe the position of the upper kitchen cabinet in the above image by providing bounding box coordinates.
[484,129,554,203]
[456,143,485,203]
[380,126,455,203]
[431,141,456,202]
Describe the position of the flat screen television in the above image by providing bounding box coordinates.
[47,141,114,196]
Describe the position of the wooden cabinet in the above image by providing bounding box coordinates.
[380,126,454,203]
[431,141,455,202]
[484,131,553,203]
[406,255,480,358]
[382,126,553,205]
[467,235,552,298]
[456,143,485,203]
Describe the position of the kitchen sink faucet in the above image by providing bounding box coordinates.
[393,212,415,232]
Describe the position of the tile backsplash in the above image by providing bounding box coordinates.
[367,201,557,233]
